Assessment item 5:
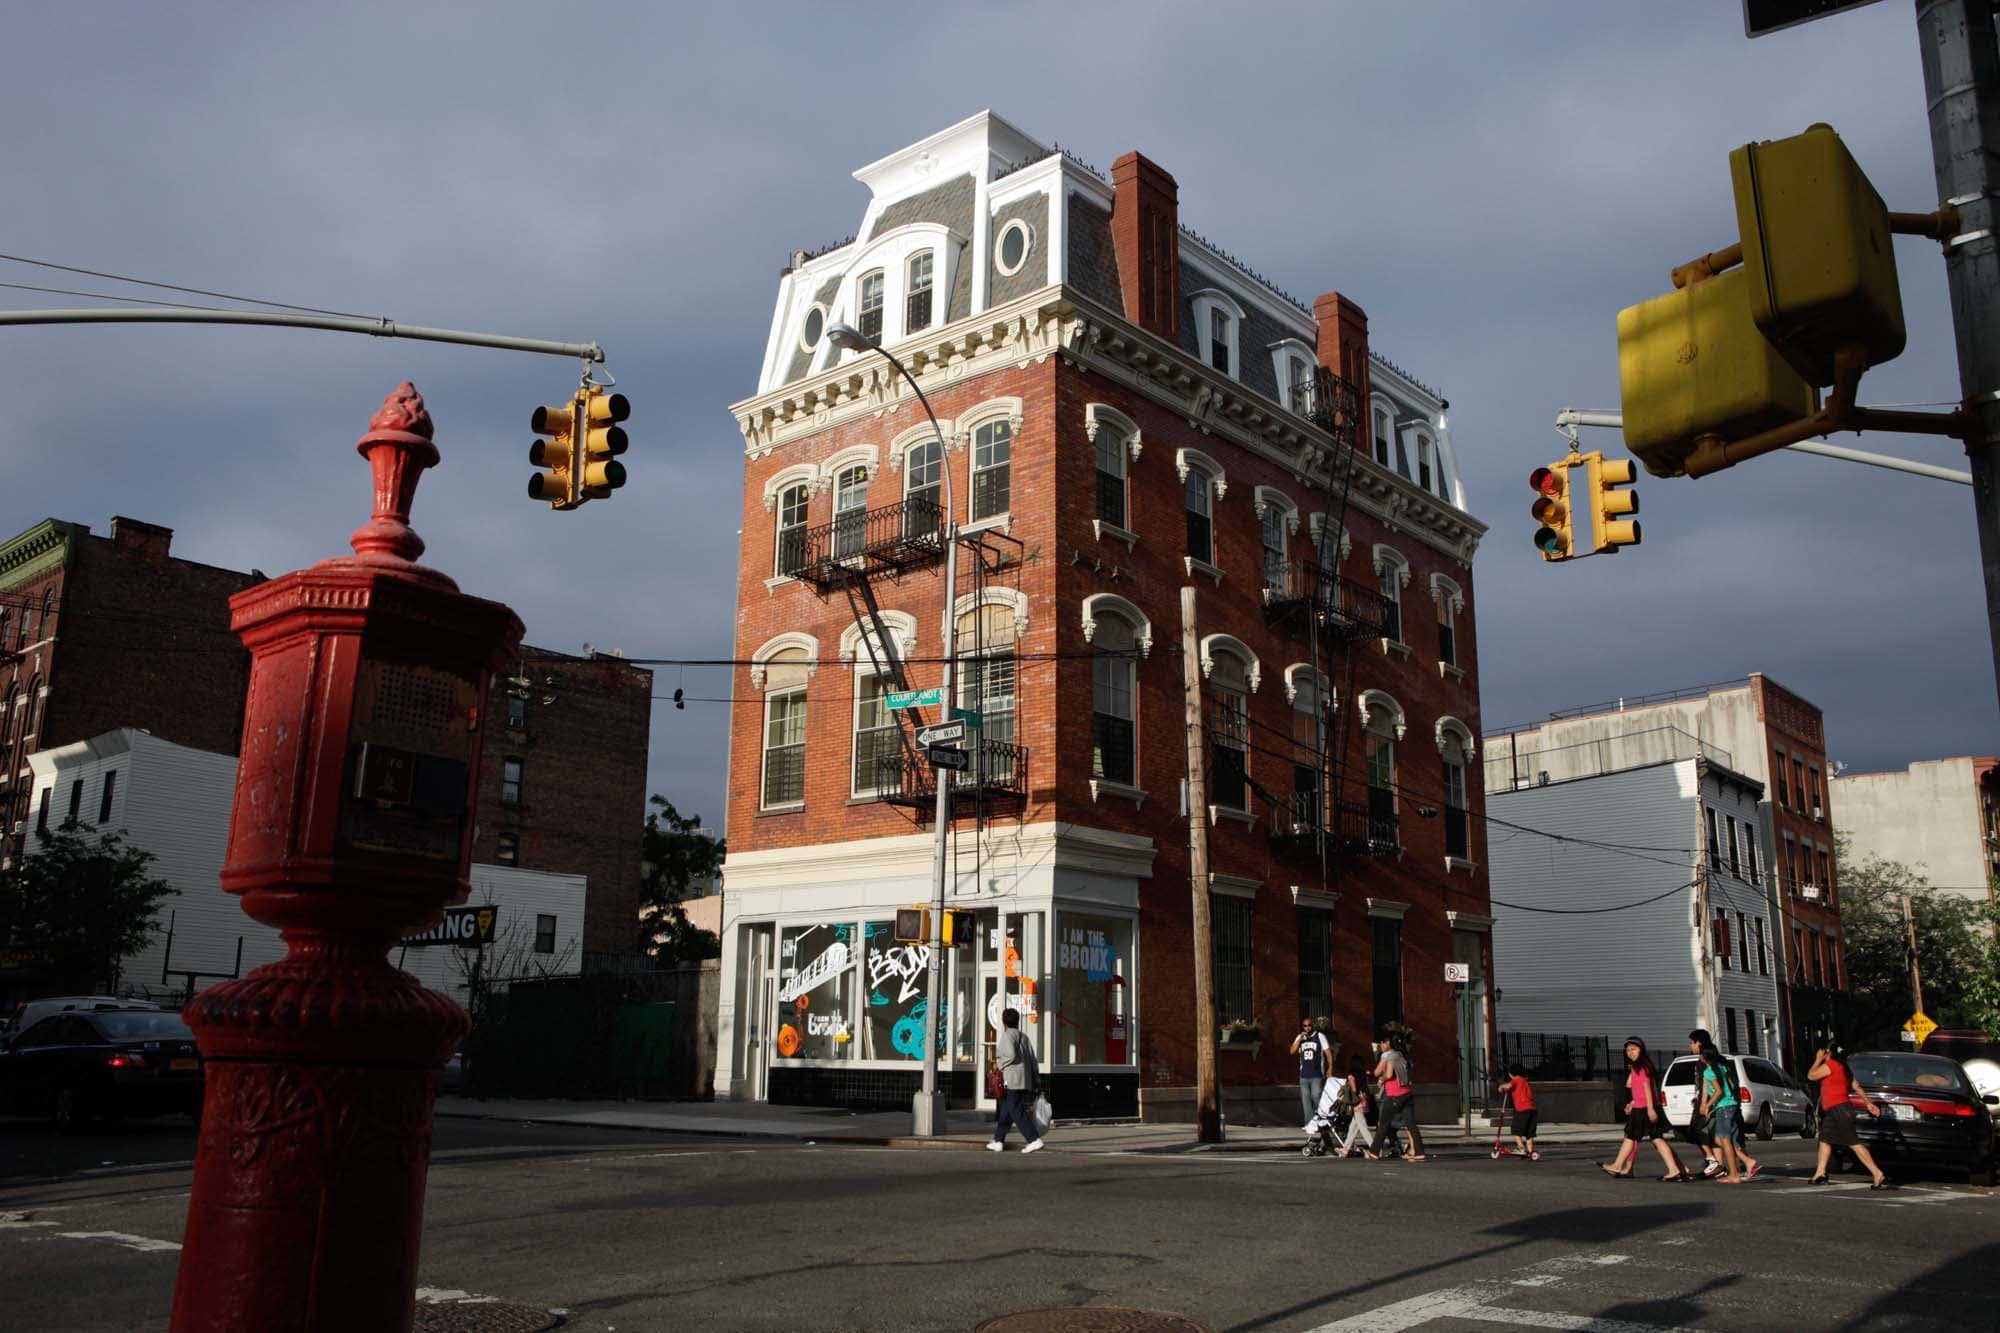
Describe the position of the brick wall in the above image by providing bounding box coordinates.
[473,646,653,962]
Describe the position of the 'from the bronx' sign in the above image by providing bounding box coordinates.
[401,905,499,949]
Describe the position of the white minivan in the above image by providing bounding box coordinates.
[1661,1053,1815,1140]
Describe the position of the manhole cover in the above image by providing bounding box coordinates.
[413,1299,562,1333]
[975,1309,1210,1333]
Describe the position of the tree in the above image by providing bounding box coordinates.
[1836,836,1990,1045]
[0,820,175,995]
[639,795,723,963]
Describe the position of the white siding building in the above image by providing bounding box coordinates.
[1486,748,1785,1065]
[26,729,585,1005]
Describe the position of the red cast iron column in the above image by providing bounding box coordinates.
[170,383,523,1332]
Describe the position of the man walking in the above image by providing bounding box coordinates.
[988,1008,1045,1154]
[1291,1018,1335,1126]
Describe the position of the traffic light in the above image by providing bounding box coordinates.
[528,397,578,509]
[1529,463,1573,562]
[941,909,977,948]
[893,907,929,945]
[579,388,630,501]
[1730,123,1904,386]
[1584,452,1641,553]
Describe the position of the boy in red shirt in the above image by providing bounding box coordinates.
[1497,1063,1540,1160]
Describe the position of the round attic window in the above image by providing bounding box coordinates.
[800,304,827,354]
[995,219,1034,277]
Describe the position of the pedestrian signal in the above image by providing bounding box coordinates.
[893,907,929,945]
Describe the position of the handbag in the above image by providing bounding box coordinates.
[986,1062,1006,1100]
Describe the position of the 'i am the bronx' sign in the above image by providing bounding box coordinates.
[401,905,500,949]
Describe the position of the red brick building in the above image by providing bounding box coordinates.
[471,645,653,963]
[0,517,259,863]
[717,113,1491,1121]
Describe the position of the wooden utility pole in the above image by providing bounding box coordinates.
[1180,586,1221,1143]
[1903,893,1926,1016]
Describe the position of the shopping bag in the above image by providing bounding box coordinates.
[1031,1093,1053,1132]
[986,1063,1006,1100]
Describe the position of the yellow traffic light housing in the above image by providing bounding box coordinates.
[893,907,929,945]
[529,398,578,509]
[1731,123,1904,386]
[580,388,630,500]
[1617,267,1818,477]
[1529,462,1573,562]
[940,909,976,948]
[1584,452,1641,553]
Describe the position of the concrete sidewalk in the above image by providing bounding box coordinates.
[434,1095,1625,1154]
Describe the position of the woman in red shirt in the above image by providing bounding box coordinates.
[1808,1043,1889,1188]
[1601,1037,1691,1180]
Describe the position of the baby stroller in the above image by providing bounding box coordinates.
[1301,1081,1353,1158]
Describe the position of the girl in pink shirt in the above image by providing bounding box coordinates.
[1600,1037,1692,1181]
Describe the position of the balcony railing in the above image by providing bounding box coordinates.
[876,737,1030,812]
[1263,559,1397,641]
[1297,366,1362,449]
[791,497,946,589]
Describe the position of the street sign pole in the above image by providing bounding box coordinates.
[914,513,958,1138]
[1914,0,2000,723]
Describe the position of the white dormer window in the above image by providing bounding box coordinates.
[858,270,885,342]
[1190,290,1244,379]
[1416,434,1434,494]
[1286,355,1314,415]
[1372,402,1394,468]
[1209,310,1232,373]
[906,251,934,334]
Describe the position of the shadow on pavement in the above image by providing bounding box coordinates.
[1226,1202,1714,1331]
[1837,1241,1998,1332]
[1593,1272,1741,1326]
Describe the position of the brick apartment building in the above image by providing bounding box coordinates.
[0,517,259,863]
[472,645,653,962]
[1485,674,1847,1071]
[718,112,1491,1121]
[0,513,652,967]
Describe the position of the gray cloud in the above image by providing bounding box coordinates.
[2,0,1990,827]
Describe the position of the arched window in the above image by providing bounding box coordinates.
[1179,450,1225,569]
[1437,717,1475,861]
[22,674,41,742]
[1090,610,1140,788]
[852,668,899,799]
[1206,648,1250,811]
[905,250,935,333]
[903,438,944,539]
[1415,433,1436,494]
[1095,417,1129,531]
[970,418,1011,521]
[1360,690,1405,849]
[1254,488,1298,595]
[1190,290,1244,378]
[775,481,811,576]
[757,647,811,809]
[1374,545,1411,644]
[39,590,53,640]
[832,465,869,560]
[0,686,14,744]
[1432,574,1465,669]
[0,609,9,652]
[1372,401,1395,469]
[857,269,885,342]
[955,603,1017,747]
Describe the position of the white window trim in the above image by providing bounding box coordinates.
[1434,715,1476,759]
[1084,403,1143,462]
[1251,486,1301,533]
[953,587,1030,639]
[1358,688,1407,740]
[1199,633,1261,694]
[1429,572,1465,614]
[762,463,822,511]
[1369,395,1398,462]
[1208,872,1260,900]
[1366,897,1411,921]
[798,302,830,356]
[1269,340,1317,416]
[821,444,882,484]
[1283,663,1332,713]
[1184,555,1224,586]
[1372,544,1413,589]
[956,397,1024,450]
[1175,448,1227,497]
[760,686,808,811]
[749,632,820,691]
[1190,288,1245,378]
[994,217,1036,277]
[1307,513,1352,565]
[904,248,937,335]
[838,611,917,669]
[1412,430,1438,492]
[1081,594,1153,658]
[850,666,898,800]
[823,223,967,362]
[889,422,954,480]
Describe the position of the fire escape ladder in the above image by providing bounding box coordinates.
[835,566,928,787]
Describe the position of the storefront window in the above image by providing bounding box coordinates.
[777,922,856,1061]
[862,920,942,1061]
[1055,913,1133,1066]
[983,912,1044,1077]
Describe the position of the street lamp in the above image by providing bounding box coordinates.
[826,321,959,1137]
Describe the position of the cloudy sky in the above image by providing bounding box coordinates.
[3,1,1991,826]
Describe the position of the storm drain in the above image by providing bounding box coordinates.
[975,1309,1211,1333]
[413,1298,562,1332]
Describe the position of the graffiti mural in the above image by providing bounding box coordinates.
[864,921,947,1060]
[778,923,855,1061]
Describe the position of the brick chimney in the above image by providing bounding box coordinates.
[109,516,174,564]
[1313,292,1373,456]
[1111,152,1180,343]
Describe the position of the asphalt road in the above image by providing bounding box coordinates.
[0,1125,1992,1331]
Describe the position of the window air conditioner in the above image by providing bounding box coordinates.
[1801,883,1823,902]
[1813,805,1824,821]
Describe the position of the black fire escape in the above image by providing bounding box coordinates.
[784,495,1026,820]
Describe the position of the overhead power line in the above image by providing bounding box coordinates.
[0,251,376,320]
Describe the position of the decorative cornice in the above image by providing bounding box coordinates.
[0,521,78,590]
[730,290,1487,564]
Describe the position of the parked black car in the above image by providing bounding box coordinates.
[1847,1051,1999,1185]
[0,1009,204,1132]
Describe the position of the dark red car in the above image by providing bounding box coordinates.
[0,1008,204,1133]
[1847,1051,1999,1185]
